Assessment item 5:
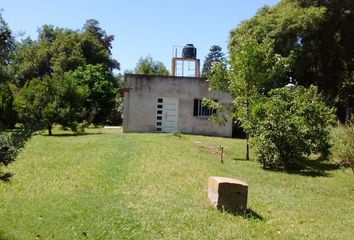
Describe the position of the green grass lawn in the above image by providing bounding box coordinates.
[1,128,353,239]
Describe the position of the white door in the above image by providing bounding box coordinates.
[156,97,179,132]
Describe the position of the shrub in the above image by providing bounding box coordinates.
[0,132,16,167]
[0,83,18,128]
[333,120,354,177]
[250,85,335,170]
[172,131,182,138]
[0,127,34,181]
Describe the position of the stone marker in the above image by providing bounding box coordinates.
[208,176,248,213]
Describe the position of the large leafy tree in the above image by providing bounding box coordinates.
[83,19,113,51]
[11,37,52,85]
[10,20,119,127]
[208,38,334,169]
[0,12,17,128]
[134,56,169,76]
[0,10,14,127]
[0,11,15,74]
[70,64,117,124]
[0,83,17,128]
[208,0,340,165]
[229,0,354,121]
[202,45,226,77]
[11,20,119,86]
[82,19,118,68]
[0,12,35,181]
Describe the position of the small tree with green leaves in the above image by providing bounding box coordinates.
[134,56,169,76]
[15,75,88,135]
[208,36,291,160]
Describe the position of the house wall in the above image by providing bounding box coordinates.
[123,74,233,137]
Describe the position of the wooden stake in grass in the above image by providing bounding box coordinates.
[220,146,224,163]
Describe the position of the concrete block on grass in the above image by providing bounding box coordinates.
[208,176,248,213]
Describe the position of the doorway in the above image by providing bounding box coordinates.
[156,97,179,132]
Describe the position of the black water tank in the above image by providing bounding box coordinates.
[182,44,197,59]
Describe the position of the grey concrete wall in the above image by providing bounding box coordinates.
[123,74,233,137]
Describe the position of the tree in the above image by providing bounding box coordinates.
[11,20,119,86]
[38,24,56,43]
[250,86,335,170]
[106,93,124,126]
[49,29,87,75]
[83,19,114,52]
[134,56,169,76]
[82,19,120,72]
[15,75,88,135]
[218,0,353,164]
[202,45,226,77]
[233,37,291,160]
[106,73,124,125]
[0,83,17,128]
[70,64,117,124]
[0,12,35,181]
[11,21,119,128]
[229,0,354,121]
[208,36,291,160]
[0,12,17,128]
[209,55,335,170]
[0,10,15,85]
[11,38,52,85]
[0,11,15,69]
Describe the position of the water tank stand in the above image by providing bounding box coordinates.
[171,57,200,77]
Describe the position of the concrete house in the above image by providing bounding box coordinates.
[122,44,233,137]
[122,74,233,137]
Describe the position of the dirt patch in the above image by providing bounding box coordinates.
[200,145,221,156]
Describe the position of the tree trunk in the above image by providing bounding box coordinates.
[48,126,52,136]
[246,134,250,160]
[245,85,250,161]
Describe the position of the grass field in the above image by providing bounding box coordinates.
[0,127,353,239]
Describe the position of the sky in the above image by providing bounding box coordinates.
[1,0,280,73]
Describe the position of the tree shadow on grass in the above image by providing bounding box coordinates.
[274,159,341,177]
[0,172,13,183]
[0,231,14,240]
[43,132,103,137]
[232,157,250,161]
[232,155,340,177]
[232,156,340,177]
